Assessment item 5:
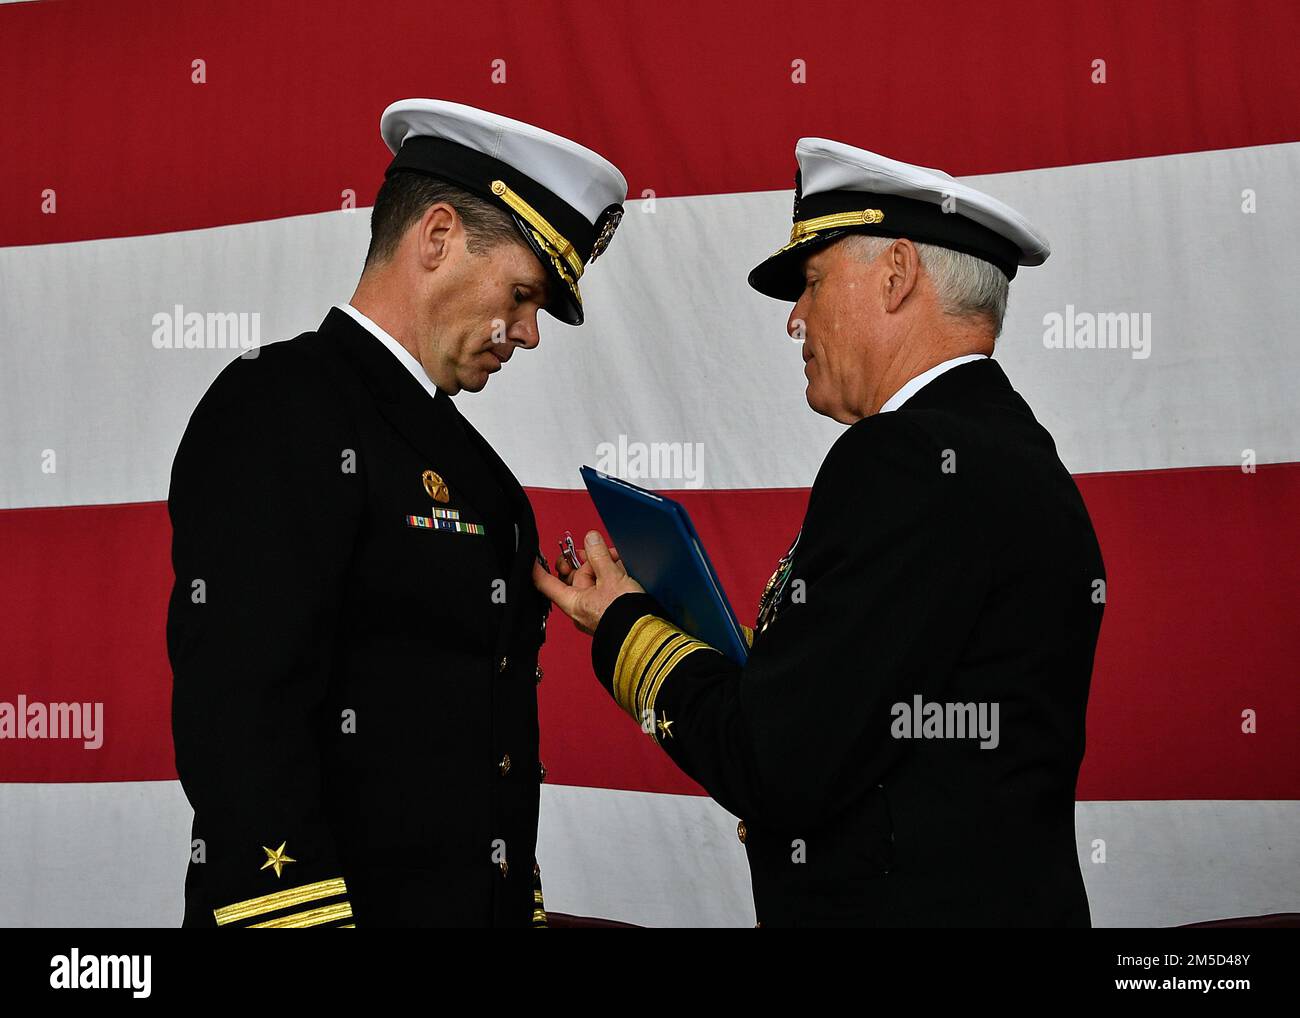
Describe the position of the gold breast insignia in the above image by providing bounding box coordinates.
[422,469,449,504]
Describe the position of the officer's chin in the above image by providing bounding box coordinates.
[804,374,825,416]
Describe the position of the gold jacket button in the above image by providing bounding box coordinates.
[497,656,509,673]
[499,859,509,878]
[737,820,747,844]
[499,754,512,777]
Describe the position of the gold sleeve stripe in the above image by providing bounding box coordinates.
[631,635,691,719]
[612,616,681,718]
[622,623,678,711]
[642,636,710,719]
[248,901,354,928]
[214,876,349,926]
[532,908,548,926]
[612,615,716,724]
[633,634,691,717]
[340,923,356,928]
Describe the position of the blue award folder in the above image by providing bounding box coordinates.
[580,466,749,665]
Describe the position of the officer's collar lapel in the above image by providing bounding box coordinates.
[316,306,423,407]
[316,307,514,525]
[897,356,1011,412]
[449,401,541,649]
[453,406,541,640]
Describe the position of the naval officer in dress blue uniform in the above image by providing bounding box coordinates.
[168,99,627,927]
[537,139,1106,927]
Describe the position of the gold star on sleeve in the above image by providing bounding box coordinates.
[260,841,297,878]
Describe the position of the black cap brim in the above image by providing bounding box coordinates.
[750,190,1024,303]
[511,213,585,326]
[746,230,850,302]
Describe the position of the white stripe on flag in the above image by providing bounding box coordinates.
[2,143,1298,509]
[0,781,1295,927]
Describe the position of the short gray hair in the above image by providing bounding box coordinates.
[842,233,1010,338]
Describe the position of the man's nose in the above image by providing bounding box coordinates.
[787,298,809,340]
[511,315,541,349]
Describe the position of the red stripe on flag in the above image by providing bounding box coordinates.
[533,468,1300,800]
[0,502,175,782]
[1,464,1297,798]
[3,0,1300,245]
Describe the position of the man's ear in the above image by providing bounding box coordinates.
[882,238,922,313]
[414,202,459,271]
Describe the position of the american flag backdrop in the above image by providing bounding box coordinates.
[1,0,1297,928]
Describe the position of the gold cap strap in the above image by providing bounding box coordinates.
[789,208,885,244]
[491,179,585,281]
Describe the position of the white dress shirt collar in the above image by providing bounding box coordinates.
[335,303,442,404]
[877,353,989,414]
